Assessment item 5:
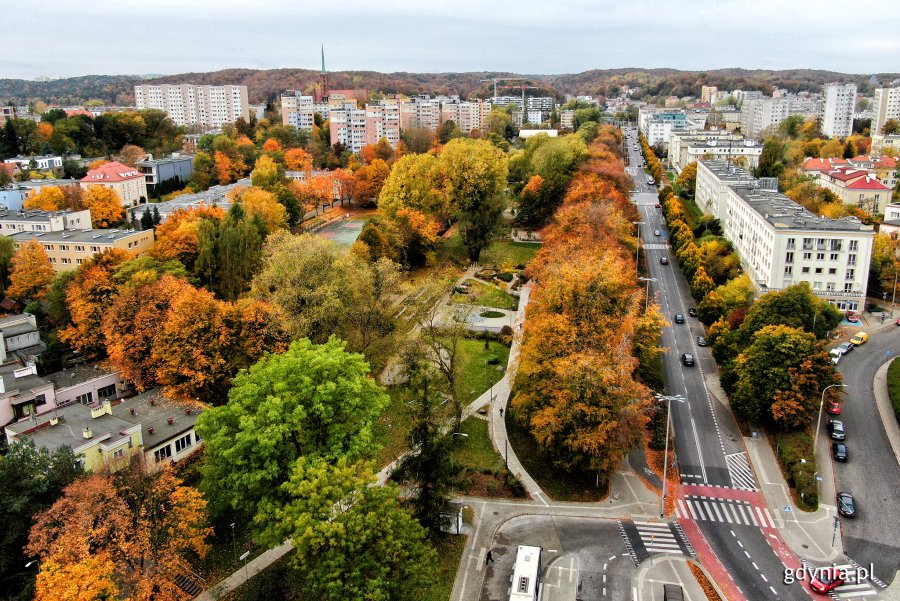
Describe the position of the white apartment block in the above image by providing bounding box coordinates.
[695,160,874,311]
[670,136,763,174]
[440,101,492,133]
[0,209,91,235]
[821,83,856,139]
[4,155,63,171]
[740,95,822,138]
[281,92,316,130]
[872,87,900,136]
[134,84,250,130]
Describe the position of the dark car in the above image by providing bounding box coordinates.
[832,442,848,462]
[697,336,708,347]
[674,314,685,324]
[655,203,661,208]
[681,353,695,366]
[836,492,857,517]
[688,308,697,317]
[810,567,845,594]
[660,256,669,265]
[828,420,845,440]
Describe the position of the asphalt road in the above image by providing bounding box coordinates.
[832,326,900,585]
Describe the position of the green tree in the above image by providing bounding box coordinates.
[843,140,856,159]
[0,442,81,600]
[195,204,264,301]
[140,207,154,230]
[266,458,438,601]
[250,154,284,190]
[191,150,216,190]
[440,138,508,262]
[197,337,389,522]
[881,119,900,136]
[0,236,14,295]
[738,282,841,342]
[436,120,461,144]
[755,139,785,178]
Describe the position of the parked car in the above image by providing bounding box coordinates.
[832,442,848,462]
[697,336,708,347]
[896,317,900,326]
[655,203,661,208]
[810,567,845,594]
[654,229,661,236]
[825,402,842,415]
[688,307,697,317]
[663,584,684,601]
[849,332,869,346]
[660,256,669,265]
[674,314,685,324]
[829,349,842,365]
[836,342,854,354]
[846,311,859,323]
[836,492,857,517]
[828,419,845,440]
[681,353,695,366]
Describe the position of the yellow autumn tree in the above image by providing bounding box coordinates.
[239,187,287,231]
[7,239,55,300]
[24,186,65,211]
[82,186,125,228]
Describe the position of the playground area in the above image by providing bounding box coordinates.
[316,216,367,246]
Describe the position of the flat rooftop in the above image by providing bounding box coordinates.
[6,400,135,451]
[127,178,246,218]
[44,363,118,391]
[136,156,192,166]
[700,160,757,183]
[9,228,146,244]
[732,187,874,233]
[0,209,85,223]
[110,388,203,450]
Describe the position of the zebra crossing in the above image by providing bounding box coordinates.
[633,520,685,555]
[725,452,758,491]
[643,243,668,250]
[676,495,777,528]
[798,560,880,599]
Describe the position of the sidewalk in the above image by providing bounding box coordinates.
[743,433,843,563]
[633,555,717,601]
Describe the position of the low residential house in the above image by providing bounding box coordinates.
[871,133,900,156]
[800,157,848,177]
[80,161,148,207]
[816,166,892,216]
[0,208,91,236]
[135,154,193,194]
[3,155,63,171]
[126,179,245,224]
[0,314,45,363]
[44,364,128,407]
[882,203,900,239]
[9,228,155,272]
[4,388,203,473]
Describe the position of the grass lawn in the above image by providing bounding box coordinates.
[504,407,606,502]
[772,429,818,511]
[451,417,527,499]
[456,338,510,404]
[480,241,541,268]
[451,279,518,311]
[888,358,900,424]
[423,535,468,601]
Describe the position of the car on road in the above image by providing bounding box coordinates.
[697,336,707,346]
[830,348,842,364]
[825,402,842,415]
[836,492,857,517]
[660,256,669,265]
[655,203,661,208]
[828,419,845,440]
[832,442,848,462]
[688,307,697,317]
[836,342,854,354]
[647,177,655,185]
[809,567,845,594]
[849,331,869,346]
[663,584,684,601]
[654,229,661,236]
[681,353,695,366]
[674,314,685,324]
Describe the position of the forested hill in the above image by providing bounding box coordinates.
[1,68,897,106]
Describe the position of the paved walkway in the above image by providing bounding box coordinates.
[633,555,718,601]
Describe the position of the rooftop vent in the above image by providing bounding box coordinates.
[82,427,93,439]
[167,417,174,425]
[148,426,155,434]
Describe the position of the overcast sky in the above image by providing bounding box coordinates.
[3,0,899,79]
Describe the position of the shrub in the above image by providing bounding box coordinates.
[497,272,514,282]
[500,325,513,337]
[487,354,500,365]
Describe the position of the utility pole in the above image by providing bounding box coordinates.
[655,394,685,518]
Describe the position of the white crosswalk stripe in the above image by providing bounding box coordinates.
[643,243,669,250]
[725,452,758,491]
[798,561,879,599]
[632,521,683,555]
[677,496,778,528]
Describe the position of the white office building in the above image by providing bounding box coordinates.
[134,84,250,130]
[695,160,874,311]
[872,87,900,137]
[821,83,856,139]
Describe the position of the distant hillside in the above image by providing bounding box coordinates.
[1,68,897,106]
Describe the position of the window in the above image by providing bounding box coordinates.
[830,254,838,261]
[75,391,93,405]
[830,240,842,251]
[848,254,856,266]
[827,283,835,291]
[785,252,794,264]
[849,240,858,251]
[846,268,855,280]
[97,384,116,399]
[803,252,812,260]
[813,282,822,289]
[816,253,825,261]
[91,246,100,252]
[75,245,84,252]
[829,268,837,275]
[175,434,193,453]
[784,266,793,276]
[801,267,810,273]
[112,448,125,459]
[154,445,173,463]
[844,283,853,292]
[61,258,71,264]
[815,268,823,274]
[59,245,68,251]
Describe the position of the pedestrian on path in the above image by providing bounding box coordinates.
[499,407,504,417]
[485,549,494,565]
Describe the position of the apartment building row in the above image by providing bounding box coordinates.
[695,160,874,312]
[134,83,250,130]
[667,130,763,173]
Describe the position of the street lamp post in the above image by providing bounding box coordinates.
[814,384,848,457]
[639,277,657,312]
[655,393,685,518]
[229,522,237,565]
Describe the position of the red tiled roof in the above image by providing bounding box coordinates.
[65,108,93,118]
[81,161,142,183]
[801,157,847,172]
[824,167,869,182]
[0,163,17,177]
[874,156,897,169]
[844,176,890,190]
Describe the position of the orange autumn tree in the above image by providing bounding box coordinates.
[238,186,287,231]
[82,186,125,228]
[353,158,390,205]
[27,471,211,601]
[24,186,65,211]
[59,249,133,355]
[150,205,224,270]
[284,147,313,172]
[7,239,56,301]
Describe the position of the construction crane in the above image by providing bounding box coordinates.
[480,77,526,98]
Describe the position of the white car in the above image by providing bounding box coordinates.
[829,348,842,364]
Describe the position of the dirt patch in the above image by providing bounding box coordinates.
[689,561,724,601]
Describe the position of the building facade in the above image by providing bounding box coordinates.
[134,84,250,130]
[281,92,316,131]
[695,160,874,311]
[0,208,91,235]
[872,86,900,136]
[9,228,155,272]
[135,155,193,192]
[821,83,857,139]
[4,155,63,171]
[816,166,891,216]
[81,161,148,207]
